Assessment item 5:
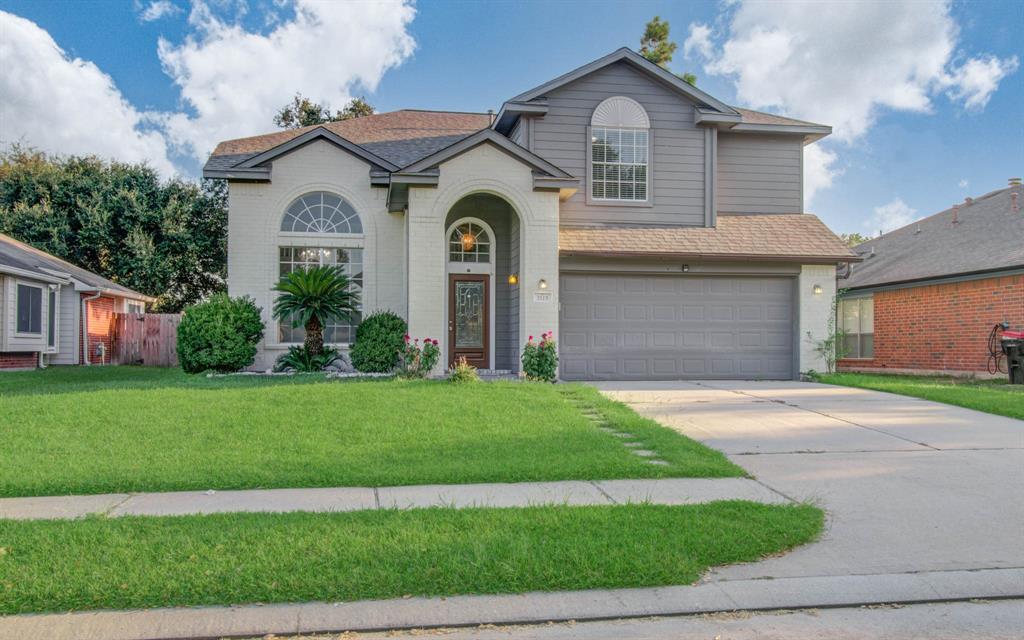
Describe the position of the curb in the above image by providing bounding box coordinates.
[1,568,1021,640]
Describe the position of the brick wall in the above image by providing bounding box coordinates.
[80,294,116,364]
[0,352,37,369]
[839,274,1024,375]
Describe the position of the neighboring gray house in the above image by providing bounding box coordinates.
[205,47,854,380]
[0,233,152,369]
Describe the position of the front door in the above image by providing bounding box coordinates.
[448,274,489,369]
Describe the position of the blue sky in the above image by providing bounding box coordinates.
[1,0,1021,234]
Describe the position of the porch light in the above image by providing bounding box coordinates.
[508,273,519,285]
[813,284,823,296]
[538,279,548,289]
[460,230,477,252]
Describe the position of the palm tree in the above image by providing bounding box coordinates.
[272,265,359,356]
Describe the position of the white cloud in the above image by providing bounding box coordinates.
[156,0,416,162]
[944,55,1019,111]
[0,11,176,175]
[138,0,183,22]
[804,144,842,207]
[686,1,1018,206]
[866,198,920,234]
[958,178,969,189]
[683,23,713,60]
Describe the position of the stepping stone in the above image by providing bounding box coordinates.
[647,459,670,466]
[631,450,658,457]
[611,432,634,438]
[598,427,615,433]
[623,441,645,448]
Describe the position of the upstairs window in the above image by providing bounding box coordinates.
[590,96,650,202]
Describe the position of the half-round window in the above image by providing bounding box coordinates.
[449,221,491,263]
[280,191,362,234]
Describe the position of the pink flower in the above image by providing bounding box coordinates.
[432,339,439,346]
[528,335,534,341]
[404,334,410,342]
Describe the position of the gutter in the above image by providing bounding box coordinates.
[559,250,862,264]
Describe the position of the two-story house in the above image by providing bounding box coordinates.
[204,48,855,380]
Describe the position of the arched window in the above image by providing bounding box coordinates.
[280,191,362,234]
[448,221,491,263]
[590,96,650,202]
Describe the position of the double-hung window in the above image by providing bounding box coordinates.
[590,96,651,203]
[839,296,874,358]
[16,283,43,334]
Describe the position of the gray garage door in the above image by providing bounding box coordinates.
[559,274,795,380]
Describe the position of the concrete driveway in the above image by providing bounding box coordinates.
[594,380,1024,582]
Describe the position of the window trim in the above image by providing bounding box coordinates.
[279,191,363,235]
[46,287,58,351]
[14,281,44,337]
[447,218,494,265]
[585,125,654,208]
[839,295,874,360]
[271,244,365,349]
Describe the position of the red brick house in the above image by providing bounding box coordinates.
[838,182,1024,377]
[0,233,153,370]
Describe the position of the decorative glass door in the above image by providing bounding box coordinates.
[448,274,489,369]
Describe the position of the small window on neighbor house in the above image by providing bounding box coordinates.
[47,289,56,347]
[449,222,491,263]
[16,284,43,334]
[126,300,144,314]
[840,297,874,358]
[591,96,650,202]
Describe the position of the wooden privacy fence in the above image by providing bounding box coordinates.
[112,313,181,367]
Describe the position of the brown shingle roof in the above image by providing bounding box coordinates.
[559,214,856,263]
[734,107,826,128]
[211,110,491,156]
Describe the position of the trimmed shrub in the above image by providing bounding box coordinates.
[274,345,341,373]
[177,294,264,374]
[350,311,408,373]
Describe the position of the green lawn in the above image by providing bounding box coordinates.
[0,502,823,615]
[0,367,742,497]
[814,372,1024,420]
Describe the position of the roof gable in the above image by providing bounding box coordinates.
[508,47,737,115]
[400,129,572,177]
[236,127,400,173]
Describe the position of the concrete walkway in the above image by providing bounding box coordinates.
[1,567,1020,640]
[0,477,788,520]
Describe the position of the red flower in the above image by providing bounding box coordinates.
[404,334,410,342]
[432,339,439,346]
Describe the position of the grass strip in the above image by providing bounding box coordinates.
[0,372,741,498]
[0,502,822,615]
[814,372,1024,420]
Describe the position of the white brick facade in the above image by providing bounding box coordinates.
[798,264,838,374]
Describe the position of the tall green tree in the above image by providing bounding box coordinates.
[274,93,375,129]
[841,232,870,247]
[640,16,697,86]
[0,147,226,311]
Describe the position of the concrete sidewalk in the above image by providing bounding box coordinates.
[0,477,788,520]
[2,567,1020,640]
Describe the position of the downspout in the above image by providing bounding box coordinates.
[81,291,102,366]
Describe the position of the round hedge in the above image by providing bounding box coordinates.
[350,310,407,373]
[177,294,264,374]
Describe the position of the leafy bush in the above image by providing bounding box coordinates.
[522,332,558,382]
[398,336,440,379]
[350,311,407,373]
[177,294,264,374]
[448,356,480,384]
[273,345,341,373]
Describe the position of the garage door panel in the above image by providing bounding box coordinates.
[560,274,794,380]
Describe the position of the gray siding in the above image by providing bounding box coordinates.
[718,133,803,214]
[51,283,79,365]
[509,118,526,148]
[531,61,706,226]
[445,195,518,370]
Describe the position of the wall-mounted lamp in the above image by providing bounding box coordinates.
[812,284,823,296]
[538,278,548,290]
[507,273,519,285]
[681,264,690,272]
